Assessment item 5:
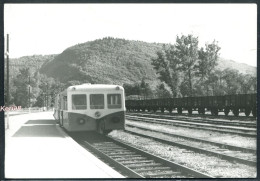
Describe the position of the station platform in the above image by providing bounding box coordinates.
[5,111,124,178]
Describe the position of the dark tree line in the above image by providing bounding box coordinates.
[123,79,172,99]
[5,67,66,108]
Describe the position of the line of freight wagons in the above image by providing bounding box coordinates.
[126,94,257,117]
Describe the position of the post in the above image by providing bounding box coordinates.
[47,84,49,111]
[28,74,30,113]
[6,34,9,105]
[45,93,47,111]
[6,34,10,129]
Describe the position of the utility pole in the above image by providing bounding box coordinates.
[6,34,10,129]
[6,34,9,106]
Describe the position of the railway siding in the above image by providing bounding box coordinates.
[128,112,256,128]
[126,115,256,137]
[126,123,256,153]
[124,127,256,166]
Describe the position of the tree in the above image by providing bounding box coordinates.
[13,68,32,107]
[152,45,180,97]
[196,41,220,95]
[237,74,257,94]
[155,83,172,98]
[140,78,153,99]
[151,35,224,97]
[249,76,257,93]
[209,70,226,96]
[173,35,199,96]
[153,35,200,97]
[196,41,220,81]
[123,79,153,99]
[34,95,44,107]
[123,83,141,96]
[222,68,240,94]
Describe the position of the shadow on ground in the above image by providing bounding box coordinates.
[25,119,57,124]
[13,119,64,137]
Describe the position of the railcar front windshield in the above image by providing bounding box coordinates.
[72,94,87,110]
[107,94,122,109]
[90,94,104,109]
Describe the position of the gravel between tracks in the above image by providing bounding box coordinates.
[126,120,256,149]
[109,131,256,178]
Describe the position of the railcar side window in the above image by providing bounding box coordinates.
[90,94,104,109]
[72,94,87,110]
[107,94,122,109]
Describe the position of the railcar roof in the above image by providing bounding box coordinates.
[67,84,124,91]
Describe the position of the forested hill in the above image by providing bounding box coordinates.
[8,54,56,78]
[217,58,256,75]
[6,37,253,88]
[40,37,162,87]
[39,37,256,86]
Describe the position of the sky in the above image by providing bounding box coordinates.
[4,4,257,66]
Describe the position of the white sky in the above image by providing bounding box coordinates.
[4,4,257,66]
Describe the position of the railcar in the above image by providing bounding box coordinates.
[54,83,125,134]
[125,93,257,117]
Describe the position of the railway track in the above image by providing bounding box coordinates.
[126,114,256,137]
[69,132,213,178]
[125,124,256,167]
[127,112,256,128]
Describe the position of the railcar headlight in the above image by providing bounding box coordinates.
[77,118,86,125]
[95,111,101,118]
[111,116,120,123]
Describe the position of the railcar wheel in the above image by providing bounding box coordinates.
[224,108,230,116]
[198,108,202,114]
[211,109,215,115]
[211,108,218,116]
[201,108,205,115]
[142,109,146,112]
[188,108,192,114]
[233,108,239,117]
[252,107,256,117]
[177,107,182,114]
[161,108,165,113]
[168,108,173,113]
[214,109,219,116]
[245,108,251,117]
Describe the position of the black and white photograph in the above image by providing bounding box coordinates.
[3,3,257,179]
